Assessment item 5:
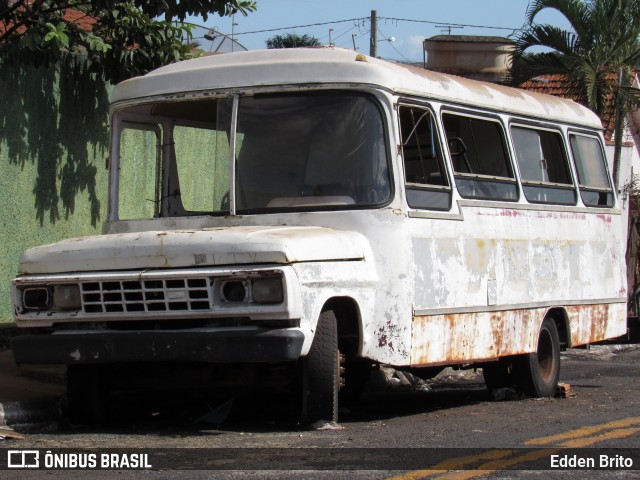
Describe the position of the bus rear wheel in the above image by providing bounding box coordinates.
[513,317,561,397]
[301,309,340,424]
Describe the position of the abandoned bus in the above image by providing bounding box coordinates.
[11,48,627,423]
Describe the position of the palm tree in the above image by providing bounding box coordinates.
[511,0,640,187]
[266,33,320,49]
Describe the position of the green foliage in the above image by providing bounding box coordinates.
[511,0,640,116]
[511,0,640,187]
[0,62,109,226]
[43,22,70,47]
[266,33,321,49]
[0,62,111,322]
[0,0,257,84]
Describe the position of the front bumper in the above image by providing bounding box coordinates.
[12,328,305,365]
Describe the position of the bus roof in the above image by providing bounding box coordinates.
[111,47,602,129]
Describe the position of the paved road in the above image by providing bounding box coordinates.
[2,344,639,479]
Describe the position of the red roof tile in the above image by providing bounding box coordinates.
[0,5,95,37]
[519,71,637,144]
[62,8,97,31]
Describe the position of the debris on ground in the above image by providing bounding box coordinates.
[369,366,431,392]
[562,344,639,360]
[0,427,25,440]
[489,387,522,401]
[310,420,346,431]
[555,383,575,398]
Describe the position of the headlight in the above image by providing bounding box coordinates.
[221,280,249,303]
[251,278,283,304]
[218,277,284,304]
[53,284,81,309]
[23,287,51,310]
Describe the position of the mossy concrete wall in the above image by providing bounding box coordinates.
[0,65,111,323]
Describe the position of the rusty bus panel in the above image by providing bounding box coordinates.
[410,302,627,366]
[410,308,543,365]
[565,302,627,346]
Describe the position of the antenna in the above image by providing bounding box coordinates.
[435,25,463,35]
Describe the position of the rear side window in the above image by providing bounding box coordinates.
[442,113,518,201]
[511,125,576,205]
[399,106,451,210]
[569,134,614,207]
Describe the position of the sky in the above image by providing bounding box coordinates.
[187,0,571,62]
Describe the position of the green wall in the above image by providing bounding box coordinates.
[0,64,111,323]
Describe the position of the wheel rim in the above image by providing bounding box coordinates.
[537,327,556,383]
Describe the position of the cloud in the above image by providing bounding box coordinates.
[405,35,425,56]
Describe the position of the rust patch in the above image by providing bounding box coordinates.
[410,302,625,366]
[410,310,527,365]
[565,303,625,346]
[377,329,388,348]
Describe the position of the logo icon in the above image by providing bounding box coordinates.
[7,450,40,468]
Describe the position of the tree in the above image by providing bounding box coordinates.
[511,0,640,187]
[0,1,256,84]
[266,33,320,49]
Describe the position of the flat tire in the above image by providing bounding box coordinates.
[302,310,340,423]
[513,317,561,397]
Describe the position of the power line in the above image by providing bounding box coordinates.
[190,14,524,60]
[204,16,522,38]
[376,24,412,63]
[230,17,367,36]
[378,16,522,33]
[320,22,357,44]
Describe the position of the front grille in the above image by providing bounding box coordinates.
[81,278,211,313]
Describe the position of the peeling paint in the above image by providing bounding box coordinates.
[410,303,626,366]
[18,227,369,274]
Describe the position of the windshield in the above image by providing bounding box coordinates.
[113,92,391,220]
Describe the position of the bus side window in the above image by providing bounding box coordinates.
[511,126,577,205]
[399,106,451,211]
[569,133,614,207]
[442,112,518,201]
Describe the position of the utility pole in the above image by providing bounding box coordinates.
[370,10,377,57]
[231,13,238,52]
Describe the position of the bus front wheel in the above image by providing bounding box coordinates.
[301,309,340,424]
[513,317,561,397]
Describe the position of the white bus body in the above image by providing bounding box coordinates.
[11,48,627,423]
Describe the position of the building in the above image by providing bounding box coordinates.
[422,35,515,83]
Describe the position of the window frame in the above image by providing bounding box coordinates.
[117,119,163,220]
[509,120,578,206]
[568,130,615,208]
[441,109,519,202]
[111,90,395,219]
[398,102,452,211]
[233,90,394,214]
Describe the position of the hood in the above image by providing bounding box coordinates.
[19,226,368,274]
